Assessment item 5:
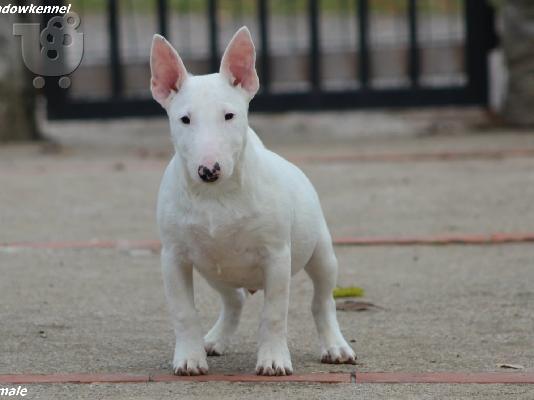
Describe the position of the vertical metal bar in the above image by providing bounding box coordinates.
[309,0,320,90]
[464,0,494,105]
[357,0,369,88]
[157,0,168,37]
[108,0,123,97]
[408,0,419,87]
[208,0,219,72]
[258,0,270,91]
[464,0,476,92]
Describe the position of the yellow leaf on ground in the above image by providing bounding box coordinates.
[333,287,365,298]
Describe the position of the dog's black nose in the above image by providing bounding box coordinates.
[198,162,220,183]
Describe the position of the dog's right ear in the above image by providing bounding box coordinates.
[220,27,259,100]
[150,34,187,108]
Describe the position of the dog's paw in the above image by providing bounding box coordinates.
[204,330,230,356]
[173,353,209,376]
[204,339,225,356]
[320,344,357,364]
[255,342,293,376]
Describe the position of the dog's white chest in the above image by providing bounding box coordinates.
[181,208,267,288]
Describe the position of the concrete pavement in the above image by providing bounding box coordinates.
[1,110,533,398]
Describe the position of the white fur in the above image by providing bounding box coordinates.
[152,27,356,376]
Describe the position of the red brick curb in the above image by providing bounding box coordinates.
[356,372,534,384]
[0,374,148,384]
[0,373,349,385]
[2,233,534,252]
[150,373,351,383]
[1,372,533,385]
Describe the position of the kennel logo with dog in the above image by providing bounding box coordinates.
[13,8,83,89]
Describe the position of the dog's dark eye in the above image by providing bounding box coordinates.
[224,113,234,121]
[180,116,190,125]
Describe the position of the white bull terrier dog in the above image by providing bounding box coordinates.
[151,26,356,376]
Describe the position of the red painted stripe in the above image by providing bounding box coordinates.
[1,372,533,385]
[290,148,534,164]
[356,372,534,384]
[334,233,534,246]
[0,239,161,251]
[2,233,534,251]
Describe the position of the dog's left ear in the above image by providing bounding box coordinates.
[220,27,259,99]
[150,34,188,108]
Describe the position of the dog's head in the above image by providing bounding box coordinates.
[150,27,259,185]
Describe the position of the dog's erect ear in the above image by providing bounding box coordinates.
[150,34,187,108]
[220,27,259,99]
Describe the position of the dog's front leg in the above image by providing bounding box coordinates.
[256,247,293,376]
[161,247,208,375]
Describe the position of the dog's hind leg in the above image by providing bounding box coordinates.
[204,280,246,356]
[305,232,357,364]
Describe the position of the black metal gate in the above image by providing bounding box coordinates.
[44,0,496,119]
